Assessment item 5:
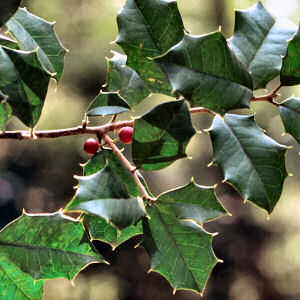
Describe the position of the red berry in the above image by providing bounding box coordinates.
[84,138,99,155]
[119,126,133,144]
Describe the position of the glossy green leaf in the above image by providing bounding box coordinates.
[281,25,300,86]
[0,100,12,131]
[155,32,253,114]
[142,205,218,294]
[157,180,227,225]
[0,0,21,27]
[0,259,43,300]
[0,211,103,281]
[107,51,150,106]
[0,46,51,128]
[280,97,300,143]
[209,114,288,214]
[229,1,296,90]
[65,165,146,230]
[7,8,67,82]
[87,91,130,117]
[116,0,184,95]
[132,100,195,170]
[0,34,19,50]
[84,215,143,249]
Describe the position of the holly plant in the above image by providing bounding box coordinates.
[0,0,300,298]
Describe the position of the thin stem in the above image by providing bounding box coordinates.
[101,133,156,204]
[189,107,216,116]
[250,84,281,107]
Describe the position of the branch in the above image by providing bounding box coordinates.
[250,84,281,107]
[101,133,156,204]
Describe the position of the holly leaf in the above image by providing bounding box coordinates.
[280,25,300,86]
[0,211,103,281]
[0,46,51,128]
[87,91,130,117]
[132,100,195,170]
[84,215,143,250]
[229,1,296,90]
[0,100,12,131]
[116,0,184,95]
[155,32,253,115]
[142,205,218,294]
[0,34,19,49]
[280,97,300,143]
[0,0,21,27]
[7,8,67,82]
[0,259,43,300]
[209,114,288,214]
[157,180,227,225]
[106,51,150,106]
[65,165,146,230]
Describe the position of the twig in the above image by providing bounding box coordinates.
[101,133,156,204]
[250,84,281,107]
[189,107,216,116]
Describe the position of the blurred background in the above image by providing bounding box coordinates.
[1,0,300,299]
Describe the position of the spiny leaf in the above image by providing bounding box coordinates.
[0,211,103,281]
[87,91,130,117]
[116,0,184,95]
[209,114,288,214]
[0,0,21,28]
[0,100,12,131]
[65,165,146,230]
[132,100,196,170]
[107,51,150,106]
[0,46,51,128]
[229,1,296,90]
[280,97,300,143]
[0,259,43,300]
[142,205,218,294]
[281,25,300,86]
[84,215,143,249]
[0,34,19,50]
[155,32,253,115]
[7,8,67,82]
[157,180,227,225]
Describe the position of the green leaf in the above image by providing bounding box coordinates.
[132,100,196,170]
[209,114,288,214]
[0,46,51,128]
[87,91,130,117]
[7,8,67,82]
[280,25,300,86]
[155,32,253,115]
[65,165,146,230]
[0,211,103,281]
[84,215,143,249]
[116,0,184,95]
[280,97,300,143]
[0,0,21,27]
[0,34,19,50]
[0,100,12,131]
[142,205,218,294]
[107,51,151,106]
[0,259,43,300]
[229,1,296,90]
[157,180,227,225]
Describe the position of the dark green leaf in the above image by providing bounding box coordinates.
[142,205,218,294]
[116,0,184,95]
[0,46,51,128]
[0,0,21,27]
[7,8,67,82]
[84,215,143,249]
[0,259,43,300]
[87,91,130,117]
[209,114,288,214]
[0,34,19,50]
[0,211,103,281]
[107,51,150,106]
[155,32,253,114]
[157,180,227,225]
[281,25,300,86]
[132,100,195,170]
[0,100,12,131]
[65,165,146,230]
[280,97,300,143]
[229,1,296,90]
